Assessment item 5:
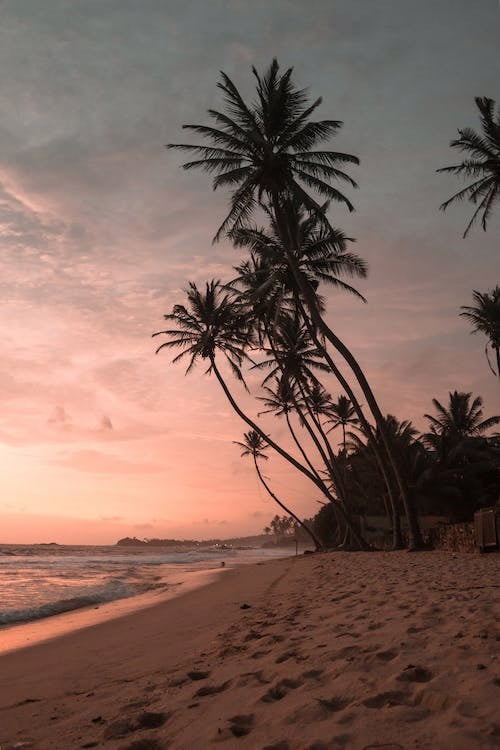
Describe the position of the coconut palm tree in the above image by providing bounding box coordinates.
[167,59,359,240]
[422,395,500,521]
[153,280,253,379]
[437,97,500,236]
[153,279,366,545]
[460,287,500,378]
[326,395,359,453]
[423,391,500,444]
[234,430,322,549]
[258,377,323,481]
[167,60,423,548]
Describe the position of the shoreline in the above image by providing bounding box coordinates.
[0,564,225,656]
[0,547,298,656]
[1,550,498,749]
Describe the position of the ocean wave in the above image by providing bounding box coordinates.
[0,578,153,626]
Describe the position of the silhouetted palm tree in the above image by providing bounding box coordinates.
[231,203,367,307]
[422,395,500,521]
[460,286,500,378]
[437,97,500,236]
[326,395,359,453]
[424,391,500,443]
[346,414,421,549]
[153,280,252,379]
[234,430,322,549]
[167,59,358,240]
[153,280,364,533]
[167,60,423,548]
[258,377,320,480]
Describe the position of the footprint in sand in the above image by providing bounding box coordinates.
[251,649,272,659]
[227,713,255,737]
[261,678,303,702]
[316,696,349,714]
[103,711,170,740]
[301,669,324,680]
[187,670,211,681]
[262,741,290,750]
[245,629,265,642]
[374,648,398,662]
[362,690,407,709]
[119,740,167,750]
[275,650,298,664]
[396,665,433,683]
[194,680,232,697]
[237,670,272,687]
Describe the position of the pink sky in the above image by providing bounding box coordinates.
[1,1,498,544]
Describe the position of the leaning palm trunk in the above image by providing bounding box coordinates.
[284,410,324,483]
[294,294,405,549]
[210,356,369,549]
[272,210,423,548]
[252,455,322,550]
[263,328,367,548]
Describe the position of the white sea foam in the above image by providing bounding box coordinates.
[0,544,290,628]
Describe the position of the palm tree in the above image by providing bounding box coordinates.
[422,395,500,522]
[437,97,500,236]
[346,414,420,550]
[153,280,253,379]
[167,59,359,240]
[153,280,366,535]
[326,395,359,453]
[167,60,423,548]
[460,287,500,378]
[234,430,322,549]
[424,391,500,443]
[258,377,322,481]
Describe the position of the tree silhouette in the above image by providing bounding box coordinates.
[326,394,359,453]
[460,286,500,378]
[424,391,500,443]
[166,59,423,548]
[234,430,321,549]
[167,59,358,240]
[438,97,500,236]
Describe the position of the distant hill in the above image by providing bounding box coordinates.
[116,534,273,548]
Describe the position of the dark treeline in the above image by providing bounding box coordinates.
[154,61,500,552]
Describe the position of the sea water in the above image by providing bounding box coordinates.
[0,543,290,628]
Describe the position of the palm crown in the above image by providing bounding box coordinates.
[232,201,367,302]
[424,391,500,442]
[233,430,269,461]
[460,286,500,377]
[438,97,500,236]
[153,280,254,381]
[167,59,359,240]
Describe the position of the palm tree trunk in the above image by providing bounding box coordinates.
[252,456,322,549]
[264,328,367,548]
[271,196,424,549]
[296,298,405,549]
[295,284,422,549]
[210,356,370,550]
[284,410,323,481]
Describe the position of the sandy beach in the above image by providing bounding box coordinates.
[0,550,499,750]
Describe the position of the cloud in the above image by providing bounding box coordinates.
[100,414,113,430]
[48,405,71,426]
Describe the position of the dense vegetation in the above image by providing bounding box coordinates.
[155,61,499,551]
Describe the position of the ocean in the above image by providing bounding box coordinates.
[0,543,291,629]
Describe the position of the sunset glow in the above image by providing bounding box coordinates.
[1,1,498,544]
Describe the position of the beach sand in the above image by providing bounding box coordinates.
[0,550,498,750]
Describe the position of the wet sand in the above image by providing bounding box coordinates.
[0,551,498,749]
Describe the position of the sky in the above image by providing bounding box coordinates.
[1,0,499,544]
